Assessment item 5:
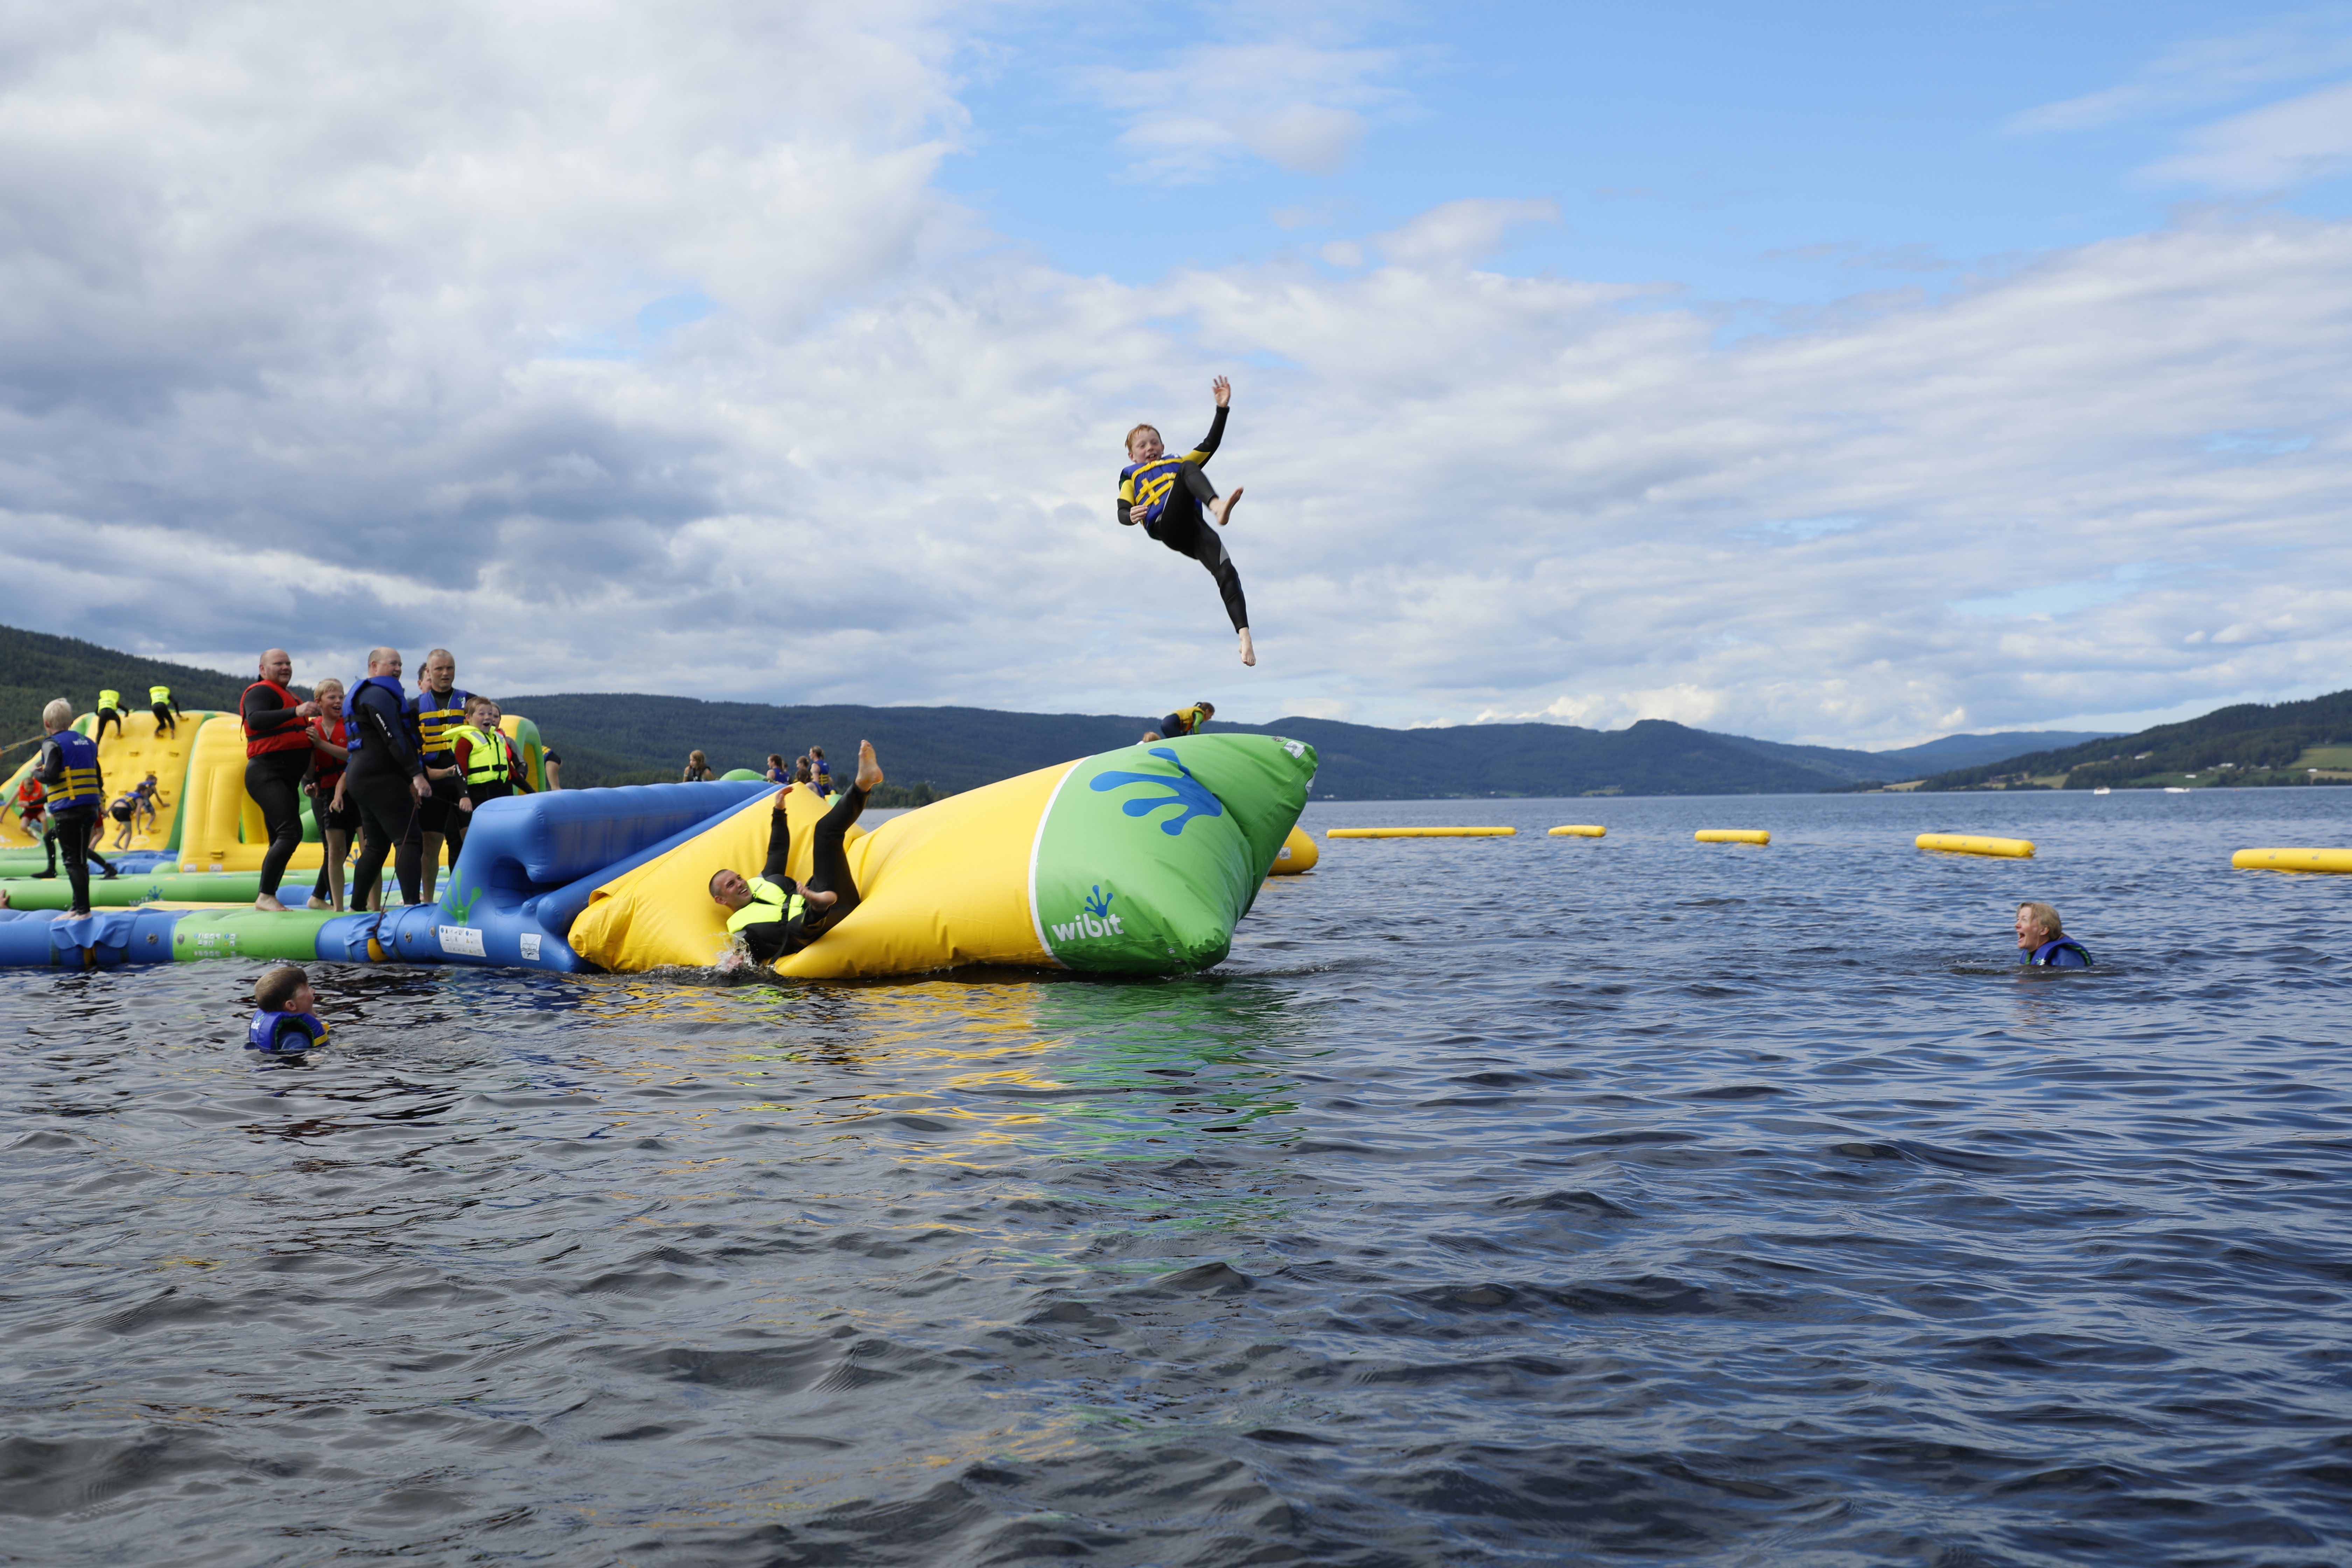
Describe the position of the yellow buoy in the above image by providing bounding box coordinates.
[1325,826,1517,839]
[2232,847,2352,874]
[1268,823,1320,874]
[1916,833,2035,859]
[1694,829,1769,845]
[1548,825,1606,838]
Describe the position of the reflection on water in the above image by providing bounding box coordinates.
[4,787,2351,1565]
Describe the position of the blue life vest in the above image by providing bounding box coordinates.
[47,731,103,811]
[343,674,405,754]
[1121,454,1197,529]
[407,687,475,763]
[2021,938,2092,968]
[246,1008,329,1053]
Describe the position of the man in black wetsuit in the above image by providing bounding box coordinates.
[339,648,430,911]
[242,649,324,913]
[1118,375,1256,667]
[708,741,884,964]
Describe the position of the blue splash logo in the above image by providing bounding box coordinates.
[1089,748,1224,836]
[1051,884,1125,943]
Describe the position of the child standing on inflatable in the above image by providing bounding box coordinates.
[1120,376,1256,667]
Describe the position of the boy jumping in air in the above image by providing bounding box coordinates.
[1119,375,1256,667]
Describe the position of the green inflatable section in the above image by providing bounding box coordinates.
[0,870,397,911]
[1030,735,1315,974]
[168,909,345,963]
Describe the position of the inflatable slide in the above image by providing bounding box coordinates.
[0,733,1315,979]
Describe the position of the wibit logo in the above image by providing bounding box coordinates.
[1090,748,1224,836]
[1051,885,1125,942]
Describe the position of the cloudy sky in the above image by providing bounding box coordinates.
[3,1,2347,746]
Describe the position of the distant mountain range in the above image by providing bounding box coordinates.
[23,619,2289,798]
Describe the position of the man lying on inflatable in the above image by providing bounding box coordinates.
[708,740,883,963]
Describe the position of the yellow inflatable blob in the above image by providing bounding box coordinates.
[178,715,325,874]
[1548,825,1606,838]
[1326,826,1516,839]
[1269,824,1318,874]
[1917,832,2035,859]
[2232,847,2352,874]
[1695,829,1770,845]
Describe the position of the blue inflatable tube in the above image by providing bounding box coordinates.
[374,782,773,972]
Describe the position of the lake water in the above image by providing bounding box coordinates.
[5,788,2350,1566]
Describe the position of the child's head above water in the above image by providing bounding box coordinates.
[255,964,316,1017]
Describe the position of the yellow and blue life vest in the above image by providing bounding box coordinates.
[1119,448,1211,529]
[407,687,474,762]
[47,731,102,812]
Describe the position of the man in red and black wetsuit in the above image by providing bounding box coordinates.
[243,649,324,912]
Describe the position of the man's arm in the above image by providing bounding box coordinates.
[356,688,423,775]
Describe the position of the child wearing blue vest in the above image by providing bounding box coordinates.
[1118,375,1256,667]
[2015,901,2092,967]
[247,965,331,1054]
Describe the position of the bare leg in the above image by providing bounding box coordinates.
[324,828,348,911]
[1239,627,1256,667]
[420,831,443,903]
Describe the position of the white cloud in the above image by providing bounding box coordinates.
[2144,77,2352,190]
[2008,23,2352,133]
[2,5,2351,754]
[1086,38,1403,182]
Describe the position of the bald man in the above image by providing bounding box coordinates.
[242,648,323,912]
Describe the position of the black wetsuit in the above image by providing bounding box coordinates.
[241,684,313,900]
[397,687,472,896]
[93,705,124,744]
[1118,406,1250,634]
[345,679,425,908]
[735,784,871,963]
[151,695,181,738]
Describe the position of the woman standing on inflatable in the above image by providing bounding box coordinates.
[1119,376,1256,667]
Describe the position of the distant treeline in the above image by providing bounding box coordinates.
[1910,689,2352,791]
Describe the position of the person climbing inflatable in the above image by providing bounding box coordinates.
[708,739,884,963]
[1120,375,1257,667]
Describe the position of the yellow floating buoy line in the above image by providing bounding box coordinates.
[2233,847,2352,874]
[1548,825,1606,838]
[1325,826,1517,839]
[1694,829,1770,845]
[1916,833,2035,859]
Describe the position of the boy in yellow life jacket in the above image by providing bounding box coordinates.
[149,685,181,738]
[709,740,885,965]
[1118,375,1257,667]
[94,689,126,745]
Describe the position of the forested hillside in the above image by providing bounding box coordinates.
[1911,689,2352,790]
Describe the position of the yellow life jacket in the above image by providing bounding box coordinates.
[725,876,804,934]
[149,686,171,705]
[1171,705,1211,735]
[98,690,120,711]
[448,723,509,786]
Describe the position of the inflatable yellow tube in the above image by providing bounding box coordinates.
[2232,847,2352,874]
[1695,829,1770,845]
[1326,827,1516,838]
[176,715,324,874]
[1917,832,2035,859]
[569,735,1314,979]
[1269,824,1318,873]
[1548,825,1606,838]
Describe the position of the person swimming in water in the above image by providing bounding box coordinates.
[708,740,884,964]
[1119,375,1256,667]
[2016,901,2092,967]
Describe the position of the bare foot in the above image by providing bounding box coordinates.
[1239,626,1257,667]
[255,894,287,913]
[0,890,9,909]
[306,896,329,910]
[805,888,839,911]
[1210,485,1244,526]
[855,740,884,791]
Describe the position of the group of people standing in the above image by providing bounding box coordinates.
[252,646,542,914]
[19,646,555,921]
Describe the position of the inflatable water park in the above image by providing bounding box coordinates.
[0,713,1318,976]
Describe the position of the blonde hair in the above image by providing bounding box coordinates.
[1125,423,1160,455]
[313,677,344,698]
[254,965,310,1011]
[2017,901,2063,938]
[41,698,71,729]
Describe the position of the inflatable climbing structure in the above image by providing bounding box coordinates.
[0,733,1315,978]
